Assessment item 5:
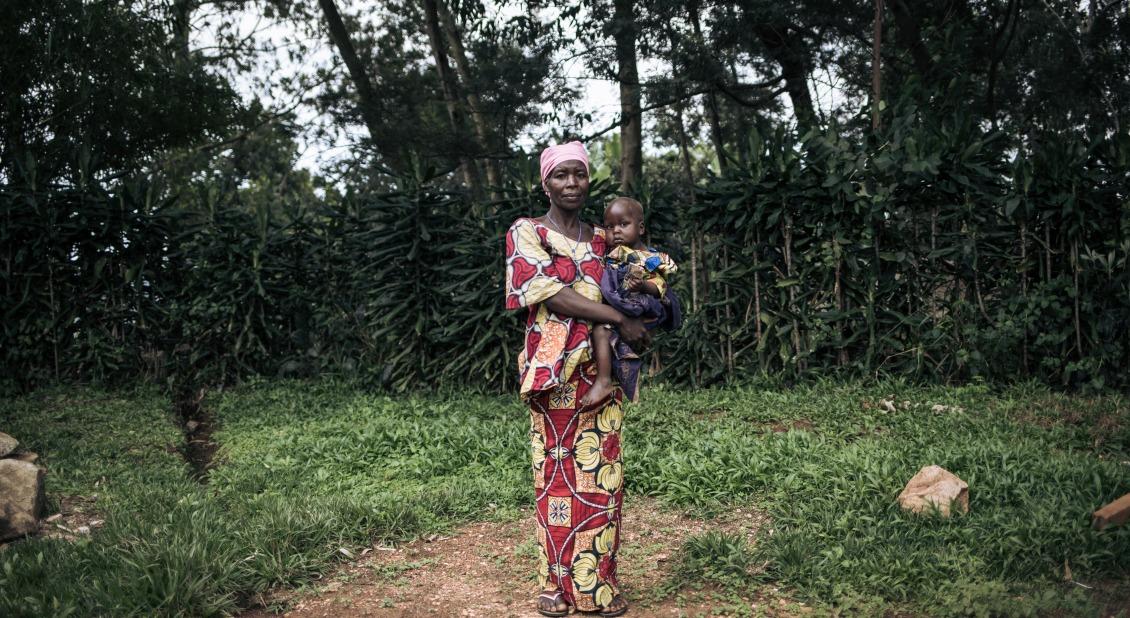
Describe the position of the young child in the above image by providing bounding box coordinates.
[580,197,682,407]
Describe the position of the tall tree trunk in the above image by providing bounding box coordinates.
[835,252,847,366]
[673,103,701,315]
[784,213,802,369]
[755,24,816,131]
[1020,218,1029,373]
[985,0,1020,128]
[316,0,385,148]
[1072,239,1082,357]
[730,60,752,167]
[436,1,501,200]
[687,10,727,173]
[171,0,196,65]
[754,228,763,350]
[613,0,642,192]
[871,0,884,131]
[422,0,482,196]
[723,244,734,375]
[888,0,935,80]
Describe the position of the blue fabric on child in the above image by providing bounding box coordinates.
[598,262,682,401]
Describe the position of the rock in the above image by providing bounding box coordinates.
[0,432,18,457]
[9,451,38,464]
[0,459,46,541]
[898,465,969,517]
[1092,493,1130,531]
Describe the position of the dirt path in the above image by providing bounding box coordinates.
[242,497,808,617]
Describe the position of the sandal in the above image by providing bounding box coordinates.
[600,594,629,617]
[537,588,570,617]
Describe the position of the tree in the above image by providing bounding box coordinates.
[0,0,240,187]
[612,0,643,191]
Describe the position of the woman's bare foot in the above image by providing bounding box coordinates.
[580,377,614,411]
[536,588,570,616]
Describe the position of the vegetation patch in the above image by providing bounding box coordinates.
[2,379,1128,616]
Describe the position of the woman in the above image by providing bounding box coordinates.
[505,141,648,617]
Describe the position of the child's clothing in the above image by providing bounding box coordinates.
[598,245,682,401]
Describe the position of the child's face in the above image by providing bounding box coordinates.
[604,201,644,247]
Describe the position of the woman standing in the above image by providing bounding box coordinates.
[505,142,648,616]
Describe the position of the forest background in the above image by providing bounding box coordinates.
[3,0,1130,395]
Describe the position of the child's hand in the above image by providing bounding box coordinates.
[625,275,646,293]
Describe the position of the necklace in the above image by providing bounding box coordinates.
[545,209,583,253]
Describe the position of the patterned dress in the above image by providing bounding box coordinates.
[505,217,624,612]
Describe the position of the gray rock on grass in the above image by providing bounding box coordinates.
[0,432,18,457]
[0,458,46,541]
[898,465,969,517]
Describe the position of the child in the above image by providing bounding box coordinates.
[580,197,682,408]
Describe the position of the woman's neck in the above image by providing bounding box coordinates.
[546,205,581,234]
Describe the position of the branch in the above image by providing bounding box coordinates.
[578,87,707,141]
[714,79,787,108]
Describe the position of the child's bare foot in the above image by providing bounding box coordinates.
[581,377,614,411]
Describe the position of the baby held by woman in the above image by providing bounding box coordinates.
[580,197,682,408]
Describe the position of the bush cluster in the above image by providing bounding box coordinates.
[3,110,1128,392]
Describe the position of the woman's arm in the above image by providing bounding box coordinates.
[545,287,650,350]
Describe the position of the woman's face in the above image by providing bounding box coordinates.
[544,160,589,213]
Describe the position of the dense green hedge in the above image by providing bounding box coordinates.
[3,109,1129,392]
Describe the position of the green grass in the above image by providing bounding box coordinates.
[2,378,1128,616]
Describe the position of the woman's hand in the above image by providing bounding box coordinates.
[617,315,650,352]
[542,287,650,350]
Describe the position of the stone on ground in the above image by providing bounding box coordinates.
[0,458,46,541]
[0,432,18,457]
[1093,493,1130,531]
[898,465,968,517]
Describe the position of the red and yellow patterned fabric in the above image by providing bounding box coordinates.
[505,216,624,612]
[505,217,608,400]
[530,362,624,612]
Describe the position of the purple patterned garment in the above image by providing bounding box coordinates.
[598,261,683,401]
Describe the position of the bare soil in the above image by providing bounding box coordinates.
[241,497,811,617]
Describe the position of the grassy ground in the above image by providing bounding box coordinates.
[2,378,1128,616]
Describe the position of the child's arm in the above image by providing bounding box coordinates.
[625,275,662,298]
[625,251,676,298]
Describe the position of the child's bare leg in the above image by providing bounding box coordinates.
[582,325,615,409]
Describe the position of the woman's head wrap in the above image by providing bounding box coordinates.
[539,141,590,187]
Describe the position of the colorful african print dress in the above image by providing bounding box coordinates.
[505,217,624,612]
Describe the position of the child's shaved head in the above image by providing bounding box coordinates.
[605,196,644,221]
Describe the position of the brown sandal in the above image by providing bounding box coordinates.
[600,594,628,617]
[537,589,570,617]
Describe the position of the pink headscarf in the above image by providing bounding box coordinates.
[539,141,590,188]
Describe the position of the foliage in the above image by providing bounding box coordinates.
[0,0,239,186]
[677,531,759,587]
[4,105,1129,392]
